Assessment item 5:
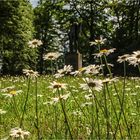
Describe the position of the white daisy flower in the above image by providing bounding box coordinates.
[43,52,61,60]
[2,87,22,98]
[28,39,42,48]
[128,50,140,66]
[60,93,70,100]
[94,48,116,57]
[80,78,103,92]
[54,65,73,78]
[54,73,64,78]
[70,70,81,76]
[58,65,73,74]
[73,110,82,116]
[81,102,92,107]
[23,69,39,78]
[9,127,30,139]
[85,94,94,100]
[1,86,15,92]
[84,65,100,75]
[48,81,67,92]
[102,78,118,84]
[51,97,59,104]
[90,36,106,46]
[44,93,70,105]
[117,54,130,63]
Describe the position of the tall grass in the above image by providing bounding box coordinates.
[0,74,140,139]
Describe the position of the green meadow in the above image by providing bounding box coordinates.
[1,75,140,139]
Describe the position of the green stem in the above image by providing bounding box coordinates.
[57,89,73,139]
[99,56,104,76]
[51,60,53,75]
[54,105,58,138]
[93,91,100,140]
[104,55,112,77]
[103,85,110,139]
[89,88,115,139]
[67,82,98,137]
[76,115,79,139]
[34,77,40,139]
[122,62,131,138]
[91,94,94,139]
[137,64,140,73]
[65,78,91,123]
[97,44,104,76]
[12,96,20,121]
[20,78,30,127]
[105,83,123,139]
[114,62,131,138]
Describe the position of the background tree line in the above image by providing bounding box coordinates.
[0,0,140,75]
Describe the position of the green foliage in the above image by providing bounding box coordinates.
[34,0,116,65]
[109,0,140,50]
[34,0,68,73]
[0,0,139,75]
[0,0,35,74]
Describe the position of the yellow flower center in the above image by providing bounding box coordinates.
[9,90,16,95]
[79,68,83,71]
[100,49,108,53]
[79,68,86,73]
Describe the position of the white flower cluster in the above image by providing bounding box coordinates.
[117,50,140,66]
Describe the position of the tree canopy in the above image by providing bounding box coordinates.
[0,0,140,75]
[0,0,35,74]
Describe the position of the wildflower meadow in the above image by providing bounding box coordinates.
[0,39,140,140]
